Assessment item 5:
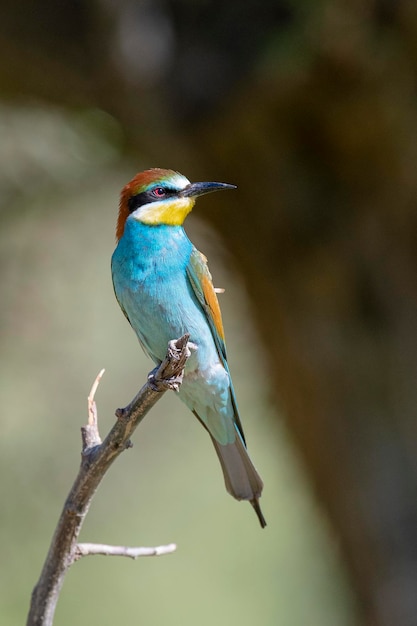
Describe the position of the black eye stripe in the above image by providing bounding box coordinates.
[128,191,151,213]
[128,187,177,213]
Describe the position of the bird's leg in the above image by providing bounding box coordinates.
[148,334,195,392]
[148,365,187,392]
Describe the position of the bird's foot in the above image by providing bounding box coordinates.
[148,367,184,392]
[147,334,195,392]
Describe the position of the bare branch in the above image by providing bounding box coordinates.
[81,368,105,450]
[75,542,177,560]
[27,335,190,626]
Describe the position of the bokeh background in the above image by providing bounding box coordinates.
[1,2,417,625]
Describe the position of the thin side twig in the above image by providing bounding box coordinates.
[75,542,177,560]
[27,334,191,626]
[81,368,105,449]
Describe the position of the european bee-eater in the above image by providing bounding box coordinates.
[111,168,266,528]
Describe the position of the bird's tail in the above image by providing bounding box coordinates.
[210,433,266,528]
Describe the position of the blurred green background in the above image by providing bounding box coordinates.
[0,105,355,625]
[2,2,417,625]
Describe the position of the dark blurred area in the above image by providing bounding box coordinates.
[1,1,417,625]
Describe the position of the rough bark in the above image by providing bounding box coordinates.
[27,336,190,626]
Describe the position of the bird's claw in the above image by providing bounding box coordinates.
[148,368,184,392]
[147,334,194,393]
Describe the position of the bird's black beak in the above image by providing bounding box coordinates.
[181,181,237,198]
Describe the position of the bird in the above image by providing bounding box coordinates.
[111,168,266,528]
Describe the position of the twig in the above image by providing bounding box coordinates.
[75,542,177,560]
[81,368,105,449]
[27,335,191,626]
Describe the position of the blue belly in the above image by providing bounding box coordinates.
[112,217,235,445]
[112,219,217,367]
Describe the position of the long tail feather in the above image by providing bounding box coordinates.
[210,434,266,528]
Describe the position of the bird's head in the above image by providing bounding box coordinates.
[116,168,236,240]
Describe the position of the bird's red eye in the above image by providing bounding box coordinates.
[153,187,165,197]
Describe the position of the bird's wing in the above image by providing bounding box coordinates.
[186,247,227,361]
[186,247,246,444]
